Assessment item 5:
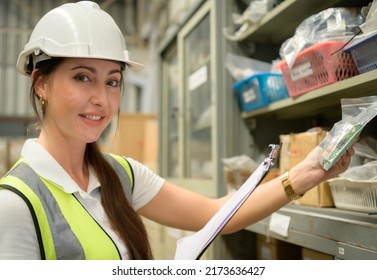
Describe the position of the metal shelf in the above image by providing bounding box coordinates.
[246,204,377,259]
[241,69,377,120]
[238,0,371,44]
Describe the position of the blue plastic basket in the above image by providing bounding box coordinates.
[345,30,377,74]
[233,73,289,112]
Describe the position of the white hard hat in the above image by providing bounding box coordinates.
[17,1,143,75]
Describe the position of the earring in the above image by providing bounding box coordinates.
[39,95,45,106]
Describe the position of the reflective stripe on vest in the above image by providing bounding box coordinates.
[0,154,133,260]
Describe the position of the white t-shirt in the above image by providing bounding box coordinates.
[0,139,165,260]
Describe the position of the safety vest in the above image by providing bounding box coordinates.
[0,153,133,260]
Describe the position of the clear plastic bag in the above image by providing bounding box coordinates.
[223,0,281,41]
[235,0,278,24]
[225,52,273,81]
[319,96,377,170]
[222,155,258,190]
[280,8,364,68]
[359,0,377,34]
[341,95,377,118]
[339,160,377,181]
[222,155,258,170]
[350,136,377,166]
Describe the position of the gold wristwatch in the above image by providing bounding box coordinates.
[281,171,303,200]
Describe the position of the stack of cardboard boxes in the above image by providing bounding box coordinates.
[103,113,158,172]
[279,128,334,207]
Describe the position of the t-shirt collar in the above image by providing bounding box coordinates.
[21,138,100,195]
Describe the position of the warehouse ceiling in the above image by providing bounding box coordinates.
[4,0,165,46]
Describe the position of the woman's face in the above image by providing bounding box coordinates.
[36,58,122,145]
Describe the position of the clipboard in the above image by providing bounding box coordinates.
[174,144,280,260]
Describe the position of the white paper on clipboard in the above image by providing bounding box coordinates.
[174,144,280,260]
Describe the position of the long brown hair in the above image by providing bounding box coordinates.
[30,58,153,259]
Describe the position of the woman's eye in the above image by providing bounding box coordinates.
[107,79,120,87]
[74,74,90,82]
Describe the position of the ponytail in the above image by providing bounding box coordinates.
[85,142,153,259]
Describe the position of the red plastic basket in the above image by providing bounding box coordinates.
[277,41,359,97]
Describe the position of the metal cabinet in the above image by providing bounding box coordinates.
[158,0,254,259]
[158,0,251,197]
[179,3,212,180]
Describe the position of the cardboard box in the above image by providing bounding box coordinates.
[279,130,334,207]
[225,167,279,190]
[256,234,301,260]
[302,247,333,260]
[106,113,158,172]
[142,120,158,173]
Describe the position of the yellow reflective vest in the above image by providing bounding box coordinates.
[0,153,133,260]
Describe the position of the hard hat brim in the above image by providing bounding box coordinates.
[16,48,145,75]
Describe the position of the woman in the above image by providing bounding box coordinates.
[0,1,353,260]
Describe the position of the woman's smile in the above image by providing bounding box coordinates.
[80,114,103,121]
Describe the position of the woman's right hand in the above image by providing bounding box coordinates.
[288,145,354,196]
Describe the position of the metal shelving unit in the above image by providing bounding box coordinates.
[158,0,377,259]
[246,205,377,259]
[237,0,377,259]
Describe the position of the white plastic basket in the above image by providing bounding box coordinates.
[328,178,377,213]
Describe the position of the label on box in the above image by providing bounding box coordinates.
[243,79,260,104]
[290,62,313,81]
[243,88,257,103]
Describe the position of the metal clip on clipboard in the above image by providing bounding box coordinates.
[174,144,281,260]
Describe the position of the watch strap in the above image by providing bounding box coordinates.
[281,171,303,200]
